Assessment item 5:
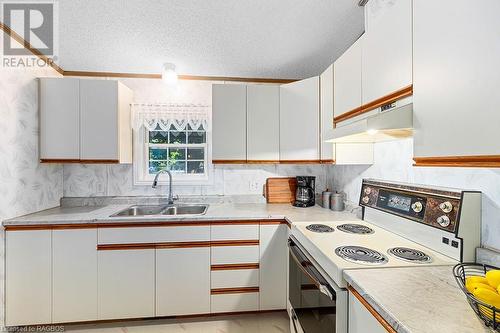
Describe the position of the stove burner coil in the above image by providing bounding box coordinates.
[336,224,374,235]
[306,224,334,233]
[335,246,388,265]
[388,247,432,263]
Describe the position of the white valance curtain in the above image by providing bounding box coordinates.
[132,103,211,131]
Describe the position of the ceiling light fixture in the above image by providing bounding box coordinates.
[162,63,178,85]
[367,129,379,135]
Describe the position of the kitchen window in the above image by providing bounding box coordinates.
[132,103,211,185]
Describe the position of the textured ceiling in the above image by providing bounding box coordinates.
[57,0,364,79]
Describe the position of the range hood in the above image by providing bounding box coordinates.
[325,97,413,143]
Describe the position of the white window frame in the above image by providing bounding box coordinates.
[133,126,213,186]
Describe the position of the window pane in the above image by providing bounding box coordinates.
[149,131,168,144]
[188,131,206,144]
[169,131,187,144]
[187,148,204,160]
[169,148,186,160]
[187,161,205,174]
[149,148,168,160]
[149,161,169,174]
[169,160,186,173]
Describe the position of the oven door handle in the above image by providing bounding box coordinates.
[288,238,334,300]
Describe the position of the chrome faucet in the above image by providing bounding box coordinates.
[152,170,175,204]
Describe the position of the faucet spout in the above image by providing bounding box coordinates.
[152,170,174,204]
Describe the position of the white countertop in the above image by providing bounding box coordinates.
[2,202,358,225]
[344,266,491,333]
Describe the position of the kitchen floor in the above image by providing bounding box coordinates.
[63,312,290,333]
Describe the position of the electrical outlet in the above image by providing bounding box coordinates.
[249,181,260,191]
[96,182,105,194]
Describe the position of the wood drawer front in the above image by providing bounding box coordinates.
[211,293,259,313]
[98,226,210,244]
[211,269,259,289]
[211,224,259,241]
[211,246,260,265]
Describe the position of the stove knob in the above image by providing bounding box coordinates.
[411,201,423,213]
[362,196,370,204]
[364,187,372,195]
[437,215,451,228]
[439,201,453,213]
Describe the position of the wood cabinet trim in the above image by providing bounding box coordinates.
[348,286,397,333]
[210,240,259,247]
[246,160,280,164]
[4,219,289,231]
[212,160,248,164]
[211,287,259,295]
[333,85,413,126]
[413,155,500,168]
[211,263,259,271]
[278,160,322,164]
[96,240,258,251]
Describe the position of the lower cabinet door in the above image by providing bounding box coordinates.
[6,230,52,326]
[349,291,387,333]
[98,249,155,320]
[211,293,260,313]
[260,224,288,310]
[156,247,211,316]
[53,229,98,323]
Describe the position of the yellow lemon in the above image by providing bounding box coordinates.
[486,270,500,288]
[498,285,500,294]
[473,288,500,309]
[466,276,489,289]
[466,281,496,294]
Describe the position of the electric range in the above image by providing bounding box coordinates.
[287,179,481,333]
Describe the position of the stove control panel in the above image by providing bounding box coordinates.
[360,182,461,233]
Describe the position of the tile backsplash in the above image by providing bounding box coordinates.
[63,163,329,197]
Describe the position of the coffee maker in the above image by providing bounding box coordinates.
[293,176,316,207]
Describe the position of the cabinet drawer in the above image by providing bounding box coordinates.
[211,246,259,265]
[98,226,210,244]
[211,269,259,289]
[211,224,259,241]
[211,293,259,313]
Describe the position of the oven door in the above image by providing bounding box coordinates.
[288,237,338,333]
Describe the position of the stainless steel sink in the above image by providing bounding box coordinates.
[111,204,209,217]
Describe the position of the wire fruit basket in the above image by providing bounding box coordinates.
[454,263,500,331]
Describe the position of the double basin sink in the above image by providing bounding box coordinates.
[111,204,209,217]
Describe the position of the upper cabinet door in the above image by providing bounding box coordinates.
[212,84,247,161]
[39,78,80,160]
[280,77,320,161]
[247,85,280,162]
[362,0,412,104]
[333,37,363,118]
[320,64,334,162]
[80,80,119,161]
[413,0,500,160]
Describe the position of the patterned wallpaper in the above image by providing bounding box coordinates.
[327,138,500,251]
[0,67,64,325]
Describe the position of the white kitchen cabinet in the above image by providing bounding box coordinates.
[6,230,52,326]
[247,85,280,162]
[211,293,260,313]
[413,0,500,159]
[53,229,98,323]
[80,80,133,162]
[39,78,133,163]
[212,84,247,161]
[280,76,320,161]
[333,37,363,118]
[39,78,80,160]
[98,249,155,320]
[259,224,288,310]
[156,247,211,316]
[362,0,412,104]
[320,64,334,162]
[349,291,387,333]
